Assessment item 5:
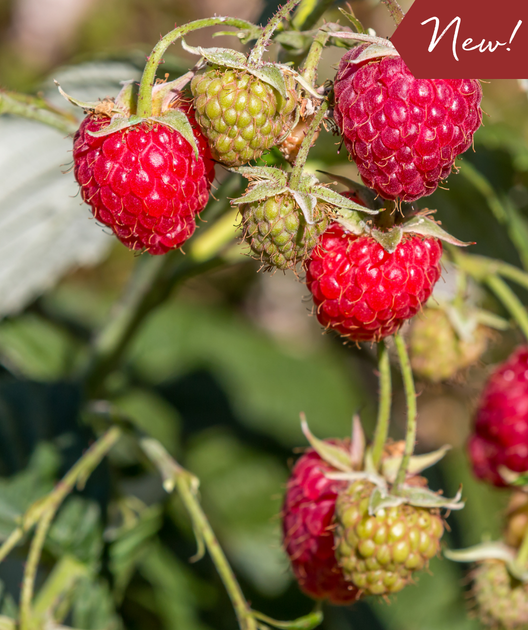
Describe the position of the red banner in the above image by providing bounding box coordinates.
[391,0,527,79]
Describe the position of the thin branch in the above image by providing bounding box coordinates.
[371,340,392,470]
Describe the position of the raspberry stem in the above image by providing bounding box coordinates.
[141,439,259,630]
[300,30,329,85]
[247,0,302,67]
[372,340,392,471]
[137,17,260,118]
[381,0,405,27]
[289,98,328,189]
[393,333,417,491]
[0,90,78,135]
[486,275,528,341]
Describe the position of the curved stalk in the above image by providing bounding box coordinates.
[393,333,417,492]
[300,30,329,85]
[141,439,257,630]
[137,17,259,117]
[371,340,392,470]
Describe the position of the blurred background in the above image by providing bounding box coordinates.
[1,0,528,628]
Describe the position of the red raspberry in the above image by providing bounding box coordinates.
[282,446,359,604]
[468,346,528,487]
[333,47,482,202]
[305,223,442,342]
[73,105,215,255]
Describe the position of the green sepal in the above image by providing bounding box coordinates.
[370,226,403,253]
[86,115,143,137]
[401,215,472,247]
[300,415,353,472]
[151,73,193,114]
[251,608,323,630]
[381,445,452,484]
[312,185,378,215]
[445,542,528,582]
[292,191,317,225]
[234,182,288,205]
[230,165,288,187]
[335,209,368,235]
[181,42,248,70]
[114,81,138,116]
[369,483,463,515]
[55,81,125,115]
[498,466,528,488]
[348,43,400,64]
[474,308,510,331]
[276,65,324,100]
[247,64,287,100]
[338,7,366,34]
[153,109,199,158]
[316,171,384,210]
[350,415,366,469]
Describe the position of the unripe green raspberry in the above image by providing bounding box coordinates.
[409,308,487,382]
[240,194,329,270]
[472,560,528,629]
[334,480,444,596]
[190,68,296,167]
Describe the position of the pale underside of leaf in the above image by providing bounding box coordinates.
[230,166,288,187]
[292,191,316,225]
[348,43,400,64]
[313,186,378,215]
[233,183,288,206]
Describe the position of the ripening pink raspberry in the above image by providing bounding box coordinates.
[73,102,215,255]
[469,346,528,487]
[282,445,360,604]
[333,46,482,202]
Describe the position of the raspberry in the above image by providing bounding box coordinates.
[282,445,360,604]
[305,223,443,342]
[191,68,296,167]
[409,308,488,382]
[333,47,482,202]
[240,194,329,270]
[334,479,444,596]
[468,346,528,487]
[73,104,215,255]
[472,560,528,629]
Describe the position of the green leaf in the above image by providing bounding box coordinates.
[47,497,103,565]
[87,114,143,138]
[274,31,311,51]
[247,65,287,99]
[402,215,472,246]
[316,170,385,210]
[154,110,199,158]
[109,503,163,601]
[231,165,288,186]
[70,576,120,630]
